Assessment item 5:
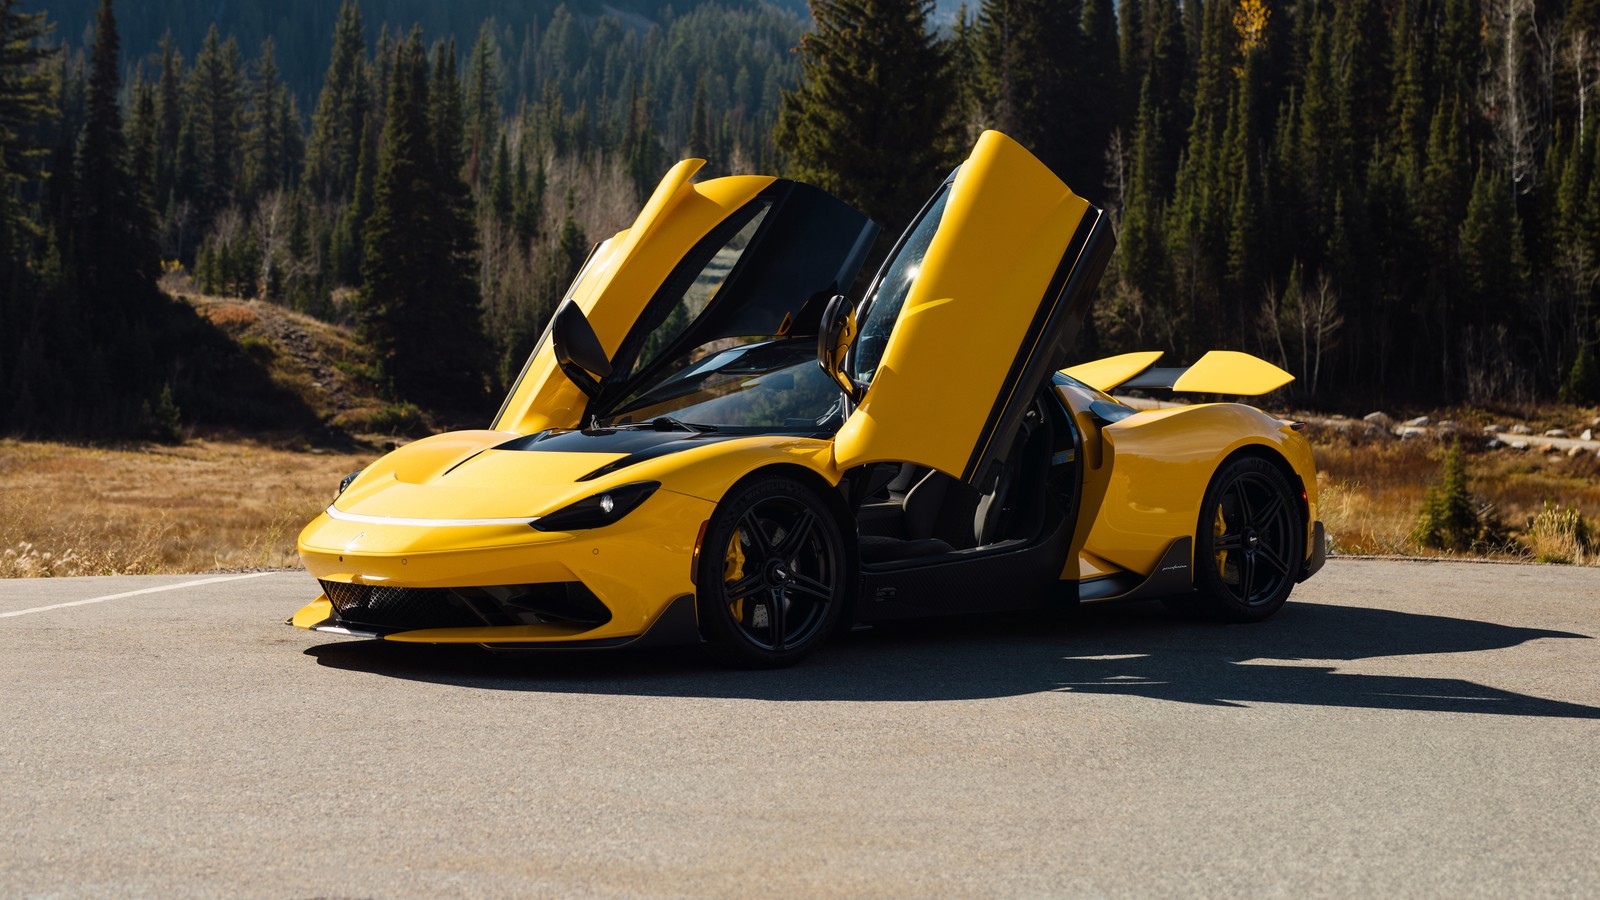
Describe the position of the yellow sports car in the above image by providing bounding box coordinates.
[292,130,1326,667]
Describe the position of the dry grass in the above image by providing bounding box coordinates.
[4,417,1599,577]
[0,438,371,577]
[1314,432,1600,564]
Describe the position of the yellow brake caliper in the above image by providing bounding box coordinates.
[725,530,747,622]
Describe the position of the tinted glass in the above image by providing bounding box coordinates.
[848,188,950,385]
[633,204,771,376]
[610,340,843,431]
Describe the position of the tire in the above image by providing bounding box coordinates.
[1178,456,1305,623]
[696,475,849,668]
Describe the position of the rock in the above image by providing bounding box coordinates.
[1583,429,1594,442]
[1486,438,1504,450]
[1592,416,1600,430]
[1398,426,1426,440]
[1404,415,1431,427]
[1483,423,1506,434]
[1569,446,1584,458]
[1543,443,1561,454]
[1511,424,1534,435]
[1363,411,1392,425]
[1544,428,1570,438]
[1511,441,1530,451]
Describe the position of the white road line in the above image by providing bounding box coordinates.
[0,572,277,619]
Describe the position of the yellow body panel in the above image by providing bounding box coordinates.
[295,433,839,643]
[291,597,333,628]
[1062,351,1164,393]
[1172,350,1295,396]
[834,131,1090,478]
[493,164,777,434]
[1052,385,1318,579]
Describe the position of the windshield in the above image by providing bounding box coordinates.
[849,186,950,385]
[606,339,843,433]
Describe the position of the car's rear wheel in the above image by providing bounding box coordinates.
[1176,456,1304,622]
[696,475,848,668]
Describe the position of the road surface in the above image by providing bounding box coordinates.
[2,559,1598,897]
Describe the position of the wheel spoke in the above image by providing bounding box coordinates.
[789,573,833,602]
[1231,480,1254,523]
[1252,492,1286,530]
[725,572,766,601]
[1239,551,1257,602]
[774,509,818,559]
[739,510,774,559]
[1256,541,1291,575]
[768,587,787,650]
[1214,532,1244,552]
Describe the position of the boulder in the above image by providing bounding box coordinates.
[1544,428,1570,438]
[1404,415,1431,427]
[1483,423,1506,434]
[1511,424,1534,435]
[1583,429,1594,442]
[1511,440,1530,451]
[1568,446,1584,458]
[1398,426,1427,440]
[1363,411,1392,425]
[1486,438,1504,450]
[1543,443,1562,454]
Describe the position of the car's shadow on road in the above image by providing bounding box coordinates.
[305,599,1600,718]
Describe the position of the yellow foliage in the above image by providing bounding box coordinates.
[1234,0,1270,54]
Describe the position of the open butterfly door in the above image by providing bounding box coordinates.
[832,131,1116,489]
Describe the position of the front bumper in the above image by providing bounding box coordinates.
[292,487,714,645]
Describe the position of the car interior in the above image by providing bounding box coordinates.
[843,392,1080,570]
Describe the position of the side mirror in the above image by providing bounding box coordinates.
[816,293,860,401]
[552,301,613,397]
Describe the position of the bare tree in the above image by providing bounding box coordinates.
[1567,29,1600,142]
[1484,0,1540,195]
[252,190,289,301]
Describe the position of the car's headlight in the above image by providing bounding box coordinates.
[532,481,661,532]
[336,470,364,497]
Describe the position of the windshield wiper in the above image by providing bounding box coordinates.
[605,416,717,433]
[650,416,716,433]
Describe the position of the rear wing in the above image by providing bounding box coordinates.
[1061,351,1293,396]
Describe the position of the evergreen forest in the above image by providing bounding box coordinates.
[1,0,1598,440]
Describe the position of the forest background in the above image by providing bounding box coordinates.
[1,0,1598,436]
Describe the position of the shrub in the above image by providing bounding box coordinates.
[353,402,427,436]
[1412,442,1478,551]
[1525,501,1597,565]
[140,384,184,444]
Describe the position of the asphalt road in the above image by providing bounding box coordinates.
[2,560,1598,897]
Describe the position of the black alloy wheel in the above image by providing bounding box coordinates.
[1182,456,1305,622]
[696,476,849,668]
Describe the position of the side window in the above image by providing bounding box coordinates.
[849,188,950,386]
[632,203,772,378]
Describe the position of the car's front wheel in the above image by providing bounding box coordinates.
[696,475,848,668]
[1181,456,1305,622]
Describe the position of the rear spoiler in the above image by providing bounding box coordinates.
[1061,351,1293,396]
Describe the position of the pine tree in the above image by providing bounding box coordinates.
[241,37,294,203]
[361,31,488,410]
[973,0,1086,187]
[74,0,159,302]
[773,0,956,231]
[186,25,243,226]
[0,0,56,415]
[464,21,501,184]
[304,0,368,200]
[153,32,182,215]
